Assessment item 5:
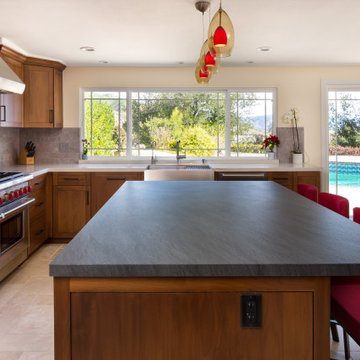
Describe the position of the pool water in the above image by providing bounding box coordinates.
[329,162,360,187]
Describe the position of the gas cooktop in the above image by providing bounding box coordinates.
[0,172,24,183]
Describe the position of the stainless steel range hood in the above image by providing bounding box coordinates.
[0,57,25,94]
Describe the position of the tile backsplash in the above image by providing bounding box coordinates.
[276,127,304,163]
[0,128,20,166]
[19,128,80,164]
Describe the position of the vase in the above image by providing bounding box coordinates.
[82,154,88,160]
[266,151,275,160]
[292,153,303,165]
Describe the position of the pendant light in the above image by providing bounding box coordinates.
[195,59,211,84]
[208,1,234,57]
[199,38,219,75]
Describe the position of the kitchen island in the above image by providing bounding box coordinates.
[50,181,360,360]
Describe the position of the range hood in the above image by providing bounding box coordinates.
[0,57,25,94]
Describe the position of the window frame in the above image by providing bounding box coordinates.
[80,87,277,160]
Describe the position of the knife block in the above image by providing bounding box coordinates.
[18,148,35,165]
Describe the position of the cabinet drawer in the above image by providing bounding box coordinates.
[29,214,47,255]
[29,190,46,220]
[268,172,294,188]
[54,173,90,186]
[29,173,47,192]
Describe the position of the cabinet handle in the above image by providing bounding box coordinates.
[63,178,79,181]
[106,177,126,181]
[34,181,43,186]
[0,105,6,122]
[86,191,89,205]
[35,229,44,236]
[35,201,44,207]
[272,177,289,181]
[49,109,54,124]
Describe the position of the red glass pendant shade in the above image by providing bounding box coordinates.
[205,50,216,67]
[213,26,227,47]
[199,67,209,78]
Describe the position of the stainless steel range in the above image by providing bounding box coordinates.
[0,172,34,281]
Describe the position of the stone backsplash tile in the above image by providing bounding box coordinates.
[276,127,304,163]
[0,128,20,166]
[19,128,80,164]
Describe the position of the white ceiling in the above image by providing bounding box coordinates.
[1,0,360,66]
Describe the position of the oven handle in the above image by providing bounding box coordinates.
[0,198,35,220]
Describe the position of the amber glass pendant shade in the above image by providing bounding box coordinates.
[195,59,211,84]
[199,39,220,74]
[208,7,234,57]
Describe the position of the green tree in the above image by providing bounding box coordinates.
[85,101,118,156]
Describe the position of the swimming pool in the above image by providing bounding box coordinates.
[329,162,360,187]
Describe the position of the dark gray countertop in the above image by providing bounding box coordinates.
[50,181,360,277]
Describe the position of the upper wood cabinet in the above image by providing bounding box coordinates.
[24,58,65,128]
[0,46,26,128]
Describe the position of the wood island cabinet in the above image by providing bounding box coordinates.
[0,46,26,128]
[91,172,144,216]
[24,59,65,128]
[52,173,91,239]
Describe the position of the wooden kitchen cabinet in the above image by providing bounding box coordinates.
[91,172,144,216]
[28,173,52,254]
[0,46,26,128]
[52,173,90,239]
[24,58,65,128]
[55,277,329,360]
[267,172,294,190]
[293,171,321,192]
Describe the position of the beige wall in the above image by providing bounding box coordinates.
[63,65,360,166]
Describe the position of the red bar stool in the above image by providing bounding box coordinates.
[354,207,360,224]
[318,192,349,218]
[297,183,318,202]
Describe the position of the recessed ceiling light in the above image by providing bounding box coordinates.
[247,61,254,64]
[80,46,95,52]
[99,60,109,64]
[178,61,184,65]
[257,46,272,52]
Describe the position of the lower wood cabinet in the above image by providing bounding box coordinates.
[52,173,91,239]
[294,171,321,191]
[54,277,330,360]
[91,172,144,216]
[268,172,294,190]
[28,173,51,255]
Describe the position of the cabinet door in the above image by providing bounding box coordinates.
[268,172,294,190]
[294,171,321,192]
[53,185,90,239]
[71,291,313,360]
[53,68,63,128]
[91,172,143,216]
[0,54,24,128]
[24,65,54,127]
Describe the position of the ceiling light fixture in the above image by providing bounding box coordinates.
[194,0,233,84]
[80,46,95,52]
[257,46,272,52]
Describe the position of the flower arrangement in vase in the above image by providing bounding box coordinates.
[82,139,89,160]
[262,135,280,159]
[283,107,303,164]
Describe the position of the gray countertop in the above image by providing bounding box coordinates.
[50,181,360,277]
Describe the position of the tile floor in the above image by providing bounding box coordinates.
[0,243,359,360]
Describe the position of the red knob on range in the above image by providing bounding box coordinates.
[18,189,23,196]
[14,190,19,198]
[27,185,32,193]
[0,198,3,205]
[8,192,14,201]
[23,187,28,194]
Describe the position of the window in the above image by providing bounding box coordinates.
[83,88,276,158]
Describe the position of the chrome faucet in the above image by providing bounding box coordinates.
[151,140,157,164]
[176,140,186,165]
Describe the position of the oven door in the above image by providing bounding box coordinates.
[0,198,35,254]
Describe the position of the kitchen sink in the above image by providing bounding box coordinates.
[145,164,213,181]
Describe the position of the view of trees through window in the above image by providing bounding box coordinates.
[84,89,275,158]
